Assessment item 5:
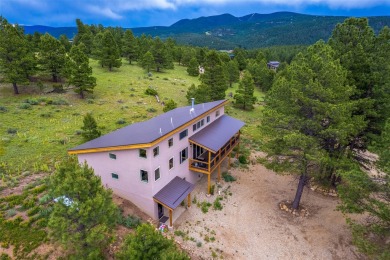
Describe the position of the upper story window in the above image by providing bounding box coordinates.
[139,149,147,158]
[109,153,116,159]
[153,146,159,157]
[111,173,119,179]
[169,157,174,170]
[207,116,210,123]
[216,110,220,117]
[168,138,173,148]
[180,147,188,164]
[179,129,188,140]
[155,167,160,181]
[140,170,148,183]
[193,119,205,132]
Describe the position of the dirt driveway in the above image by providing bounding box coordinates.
[172,160,365,260]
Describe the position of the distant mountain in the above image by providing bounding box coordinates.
[22,12,390,49]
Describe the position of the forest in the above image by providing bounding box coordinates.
[0,15,389,259]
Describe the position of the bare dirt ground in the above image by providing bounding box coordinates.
[172,159,365,260]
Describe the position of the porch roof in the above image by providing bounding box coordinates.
[189,115,245,153]
[153,176,195,210]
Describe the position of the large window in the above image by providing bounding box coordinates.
[153,146,159,157]
[139,149,147,158]
[179,129,188,140]
[155,167,160,181]
[109,153,116,159]
[140,170,148,183]
[169,158,174,170]
[180,147,188,164]
[168,138,173,148]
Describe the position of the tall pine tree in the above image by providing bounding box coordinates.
[38,33,66,82]
[99,30,122,71]
[234,71,256,110]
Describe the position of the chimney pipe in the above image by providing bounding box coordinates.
[191,98,195,109]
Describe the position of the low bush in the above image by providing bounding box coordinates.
[0,106,8,112]
[118,214,141,228]
[6,128,17,134]
[213,197,223,211]
[146,108,157,113]
[19,103,31,109]
[116,118,126,125]
[145,87,158,96]
[222,172,236,182]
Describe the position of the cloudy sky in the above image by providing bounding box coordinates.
[1,0,390,28]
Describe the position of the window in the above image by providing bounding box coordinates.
[139,149,147,158]
[201,119,204,126]
[169,158,174,170]
[179,129,188,140]
[153,146,159,157]
[193,124,197,132]
[216,110,220,117]
[155,167,160,181]
[168,138,173,147]
[207,116,210,123]
[140,170,148,183]
[180,147,188,164]
[111,173,119,179]
[109,153,116,159]
[193,119,205,132]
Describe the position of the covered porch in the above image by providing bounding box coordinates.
[189,115,245,194]
[153,176,195,228]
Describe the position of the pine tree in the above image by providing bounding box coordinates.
[38,33,66,82]
[234,71,256,110]
[48,157,118,259]
[247,59,275,92]
[81,113,101,141]
[100,30,122,71]
[163,99,177,112]
[224,60,239,87]
[187,57,199,76]
[0,17,36,94]
[122,29,138,64]
[116,223,189,260]
[58,34,72,52]
[151,37,173,72]
[66,44,96,99]
[140,51,155,73]
[260,41,364,209]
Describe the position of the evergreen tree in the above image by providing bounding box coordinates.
[181,48,196,66]
[187,57,199,76]
[81,113,101,141]
[48,157,118,259]
[38,33,66,82]
[224,60,239,87]
[140,51,155,73]
[0,17,36,94]
[151,37,173,72]
[122,29,138,64]
[58,34,72,52]
[163,99,177,112]
[234,71,256,110]
[116,223,189,260]
[100,30,122,71]
[260,41,364,209]
[201,50,228,101]
[247,59,275,92]
[233,48,247,71]
[66,44,96,99]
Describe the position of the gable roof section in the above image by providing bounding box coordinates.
[189,115,245,153]
[69,100,227,154]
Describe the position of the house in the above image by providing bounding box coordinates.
[267,61,280,71]
[68,99,244,227]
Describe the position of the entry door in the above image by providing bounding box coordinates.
[157,203,164,219]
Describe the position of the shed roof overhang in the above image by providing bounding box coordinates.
[189,115,245,153]
[153,176,195,210]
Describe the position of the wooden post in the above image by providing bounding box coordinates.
[218,164,221,182]
[228,155,231,170]
[169,209,173,227]
[187,193,191,208]
[207,174,211,195]
[208,151,211,172]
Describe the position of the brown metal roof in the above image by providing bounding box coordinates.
[189,115,245,153]
[69,100,226,152]
[153,176,195,210]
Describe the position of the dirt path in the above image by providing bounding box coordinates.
[174,162,365,260]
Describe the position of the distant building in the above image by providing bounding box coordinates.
[69,99,244,227]
[267,61,280,71]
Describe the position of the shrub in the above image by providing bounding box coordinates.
[52,84,64,93]
[39,112,52,118]
[145,87,158,96]
[238,155,248,164]
[7,128,17,134]
[146,108,157,113]
[213,197,223,211]
[52,98,69,105]
[27,206,40,217]
[119,215,141,228]
[0,106,8,112]
[210,184,215,195]
[5,208,17,218]
[222,172,236,182]
[174,230,186,238]
[24,98,39,105]
[19,103,31,109]
[196,241,202,247]
[201,201,211,214]
[116,118,126,125]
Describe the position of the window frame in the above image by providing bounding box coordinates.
[180,147,188,164]
[111,173,119,179]
[140,169,148,183]
[139,149,147,158]
[109,153,116,159]
[154,167,161,181]
[179,129,188,140]
[207,116,210,123]
[153,146,159,157]
[216,110,220,117]
[169,157,174,170]
[168,138,173,148]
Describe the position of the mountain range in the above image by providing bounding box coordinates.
[22,12,390,49]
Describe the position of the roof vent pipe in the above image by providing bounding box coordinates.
[190,98,195,113]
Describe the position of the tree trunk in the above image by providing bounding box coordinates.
[80,90,85,99]
[12,82,19,94]
[53,74,58,82]
[292,174,308,209]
